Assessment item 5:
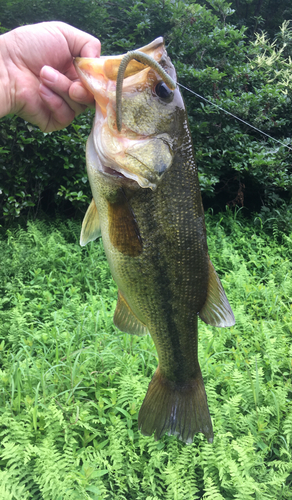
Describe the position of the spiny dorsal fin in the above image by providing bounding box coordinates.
[80,198,101,246]
[199,259,235,327]
[114,291,149,336]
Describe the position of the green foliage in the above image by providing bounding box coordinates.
[0,112,93,219]
[170,14,292,208]
[1,0,292,217]
[0,213,291,498]
[229,0,292,38]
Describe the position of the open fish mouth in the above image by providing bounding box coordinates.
[74,37,170,102]
[75,38,176,190]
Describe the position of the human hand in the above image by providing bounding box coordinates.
[0,22,100,131]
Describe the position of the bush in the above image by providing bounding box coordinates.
[167,8,292,210]
[0,112,93,220]
[1,0,291,220]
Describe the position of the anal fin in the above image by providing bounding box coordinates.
[138,366,214,444]
[114,291,149,336]
[199,259,235,327]
[80,198,101,246]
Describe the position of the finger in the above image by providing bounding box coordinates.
[39,84,83,132]
[40,65,85,115]
[69,81,95,107]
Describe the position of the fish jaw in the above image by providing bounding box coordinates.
[74,37,167,121]
[74,39,180,191]
[74,36,166,87]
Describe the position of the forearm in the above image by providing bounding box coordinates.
[0,33,13,118]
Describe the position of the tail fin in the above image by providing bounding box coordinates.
[138,367,213,444]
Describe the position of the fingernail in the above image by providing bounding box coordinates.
[40,66,58,83]
[71,85,88,101]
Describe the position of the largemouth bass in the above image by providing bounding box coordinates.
[74,38,235,444]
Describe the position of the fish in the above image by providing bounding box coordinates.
[74,38,235,444]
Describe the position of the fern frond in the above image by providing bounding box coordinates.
[283,411,292,446]
[202,476,224,500]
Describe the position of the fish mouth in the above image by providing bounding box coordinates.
[76,38,175,190]
[74,37,167,103]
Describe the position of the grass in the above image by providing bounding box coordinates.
[0,210,291,499]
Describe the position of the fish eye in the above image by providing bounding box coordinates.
[154,81,174,101]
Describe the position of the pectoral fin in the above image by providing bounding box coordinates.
[114,291,149,336]
[108,197,142,257]
[199,259,235,327]
[80,198,101,246]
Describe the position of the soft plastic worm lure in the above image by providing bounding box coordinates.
[116,50,176,132]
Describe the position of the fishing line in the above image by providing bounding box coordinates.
[177,82,292,152]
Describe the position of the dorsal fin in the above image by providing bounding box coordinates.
[199,259,235,327]
[80,198,101,246]
[114,291,149,336]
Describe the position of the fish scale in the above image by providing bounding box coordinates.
[75,37,235,443]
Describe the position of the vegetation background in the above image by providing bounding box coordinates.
[1,0,292,223]
[0,0,292,498]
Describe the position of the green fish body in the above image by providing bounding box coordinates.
[75,38,235,443]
